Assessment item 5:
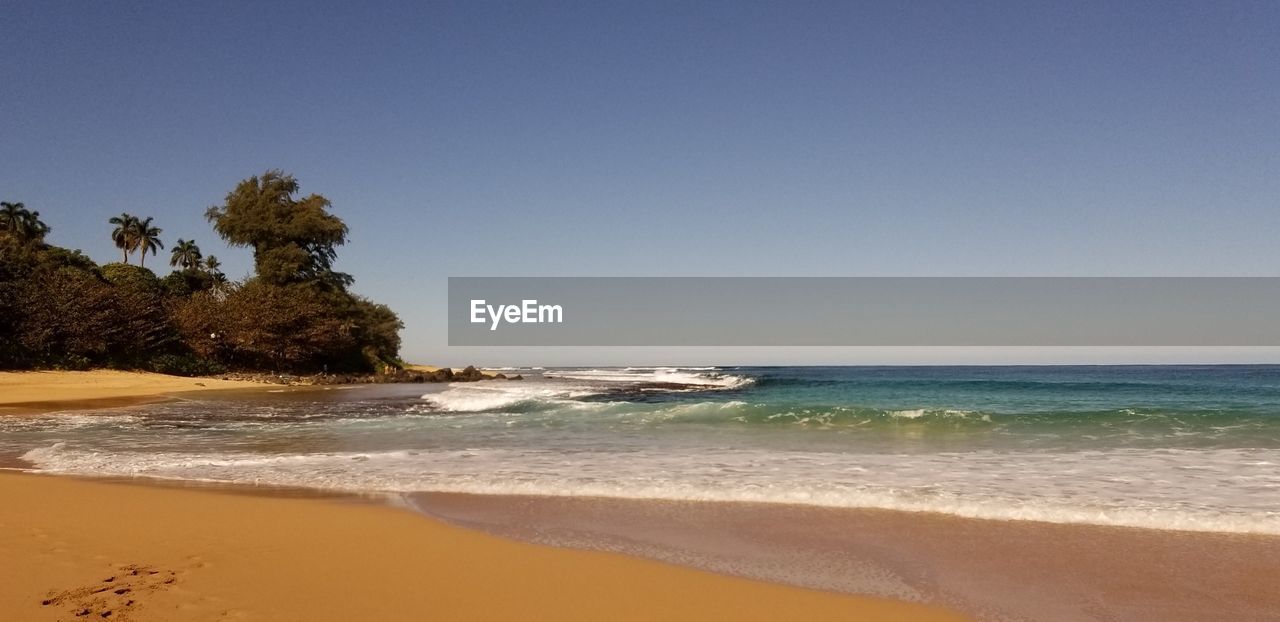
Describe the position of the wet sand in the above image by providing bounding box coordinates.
[411,493,1280,622]
[0,472,964,621]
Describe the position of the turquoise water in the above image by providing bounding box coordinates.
[4,366,1279,533]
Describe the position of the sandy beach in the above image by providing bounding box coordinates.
[416,492,1280,621]
[0,370,958,621]
[0,370,268,413]
[5,367,1278,621]
[0,472,964,621]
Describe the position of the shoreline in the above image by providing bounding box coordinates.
[8,464,1279,621]
[0,367,498,415]
[410,492,1280,621]
[0,471,964,621]
[7,368,1278,620]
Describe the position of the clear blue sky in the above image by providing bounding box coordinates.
[3,1,1278,365]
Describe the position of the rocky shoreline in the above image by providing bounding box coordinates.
[211,366,522,386]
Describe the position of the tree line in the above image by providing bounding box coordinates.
[0,171,402,374]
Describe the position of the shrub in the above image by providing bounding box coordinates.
[146,353,226,376]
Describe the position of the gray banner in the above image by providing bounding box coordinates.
[448,277,1280,346]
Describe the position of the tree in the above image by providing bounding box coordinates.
[172,279,356,371]
[204,255,227,290]
[0,202,50,244]
[109,213,138,263]
[0,202,27,238]
[15,264,117,365]
[134,217,163,268]
[205,171,350,288]
[28,210,50,241]
[169,239,202,270]
[351,297,403,367]
[99,264,173,361]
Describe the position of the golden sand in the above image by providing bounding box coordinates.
[0,473,965,621]
[0,370,266,413]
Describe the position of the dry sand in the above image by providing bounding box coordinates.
[0,370,267,413]
[0,472,965,621]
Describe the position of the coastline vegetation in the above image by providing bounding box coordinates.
[0,171,402,375]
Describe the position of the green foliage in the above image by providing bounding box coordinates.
[101,263,160,290]
[3,183,402,374]
[204,255,228,287]
[160,269,216,298]
[170,238,202,270]
[351,297,404,368]
[0,253,21,367]
[107,213,164,266]
[42,246,100,271]
[167,280,404,373]
[145,353,226,377]
[14,264,119,362]
[169,280,398,372]
[205,170,351,288]
[134,216,163,268]
[109,213,137,263]
[1,201,50,244]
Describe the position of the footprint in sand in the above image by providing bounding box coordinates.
[41,564,178,621]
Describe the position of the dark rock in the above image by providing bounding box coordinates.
[454,365,486,381]
[205,363,507,385]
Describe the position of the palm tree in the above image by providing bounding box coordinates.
[134,216,163,268]
[203,255,228,291]
[1,202,50,244]
[170,238,202,270]
[27,210,50,240]
[108,213,138,263]
[1,202,27,237]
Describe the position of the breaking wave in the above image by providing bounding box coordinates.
[20,442,1280,535]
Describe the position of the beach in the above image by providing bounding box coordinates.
[5,365,1280,621]
[0,471,961,621]
[0,369,961,621]
[0,370,268,414]
[8,2,1274,619]
[416,492,1280,621]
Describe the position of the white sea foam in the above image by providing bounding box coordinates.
[543,367,754,389]
[420,368,751,414]
[0,413,140,431]
[887,408,988,421]
[20,442,1280,535]
[421,383,601,412]
[888,409,926,419]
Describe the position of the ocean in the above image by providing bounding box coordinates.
[4,365,1279,535]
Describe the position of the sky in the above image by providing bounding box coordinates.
[3,1,1279,365]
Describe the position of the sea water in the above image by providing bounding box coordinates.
[4,366,1279,534]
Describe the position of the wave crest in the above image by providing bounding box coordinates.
[542,367,755,389]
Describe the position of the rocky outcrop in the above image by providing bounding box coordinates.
[452,366,487,382]
[211,365,521,386]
